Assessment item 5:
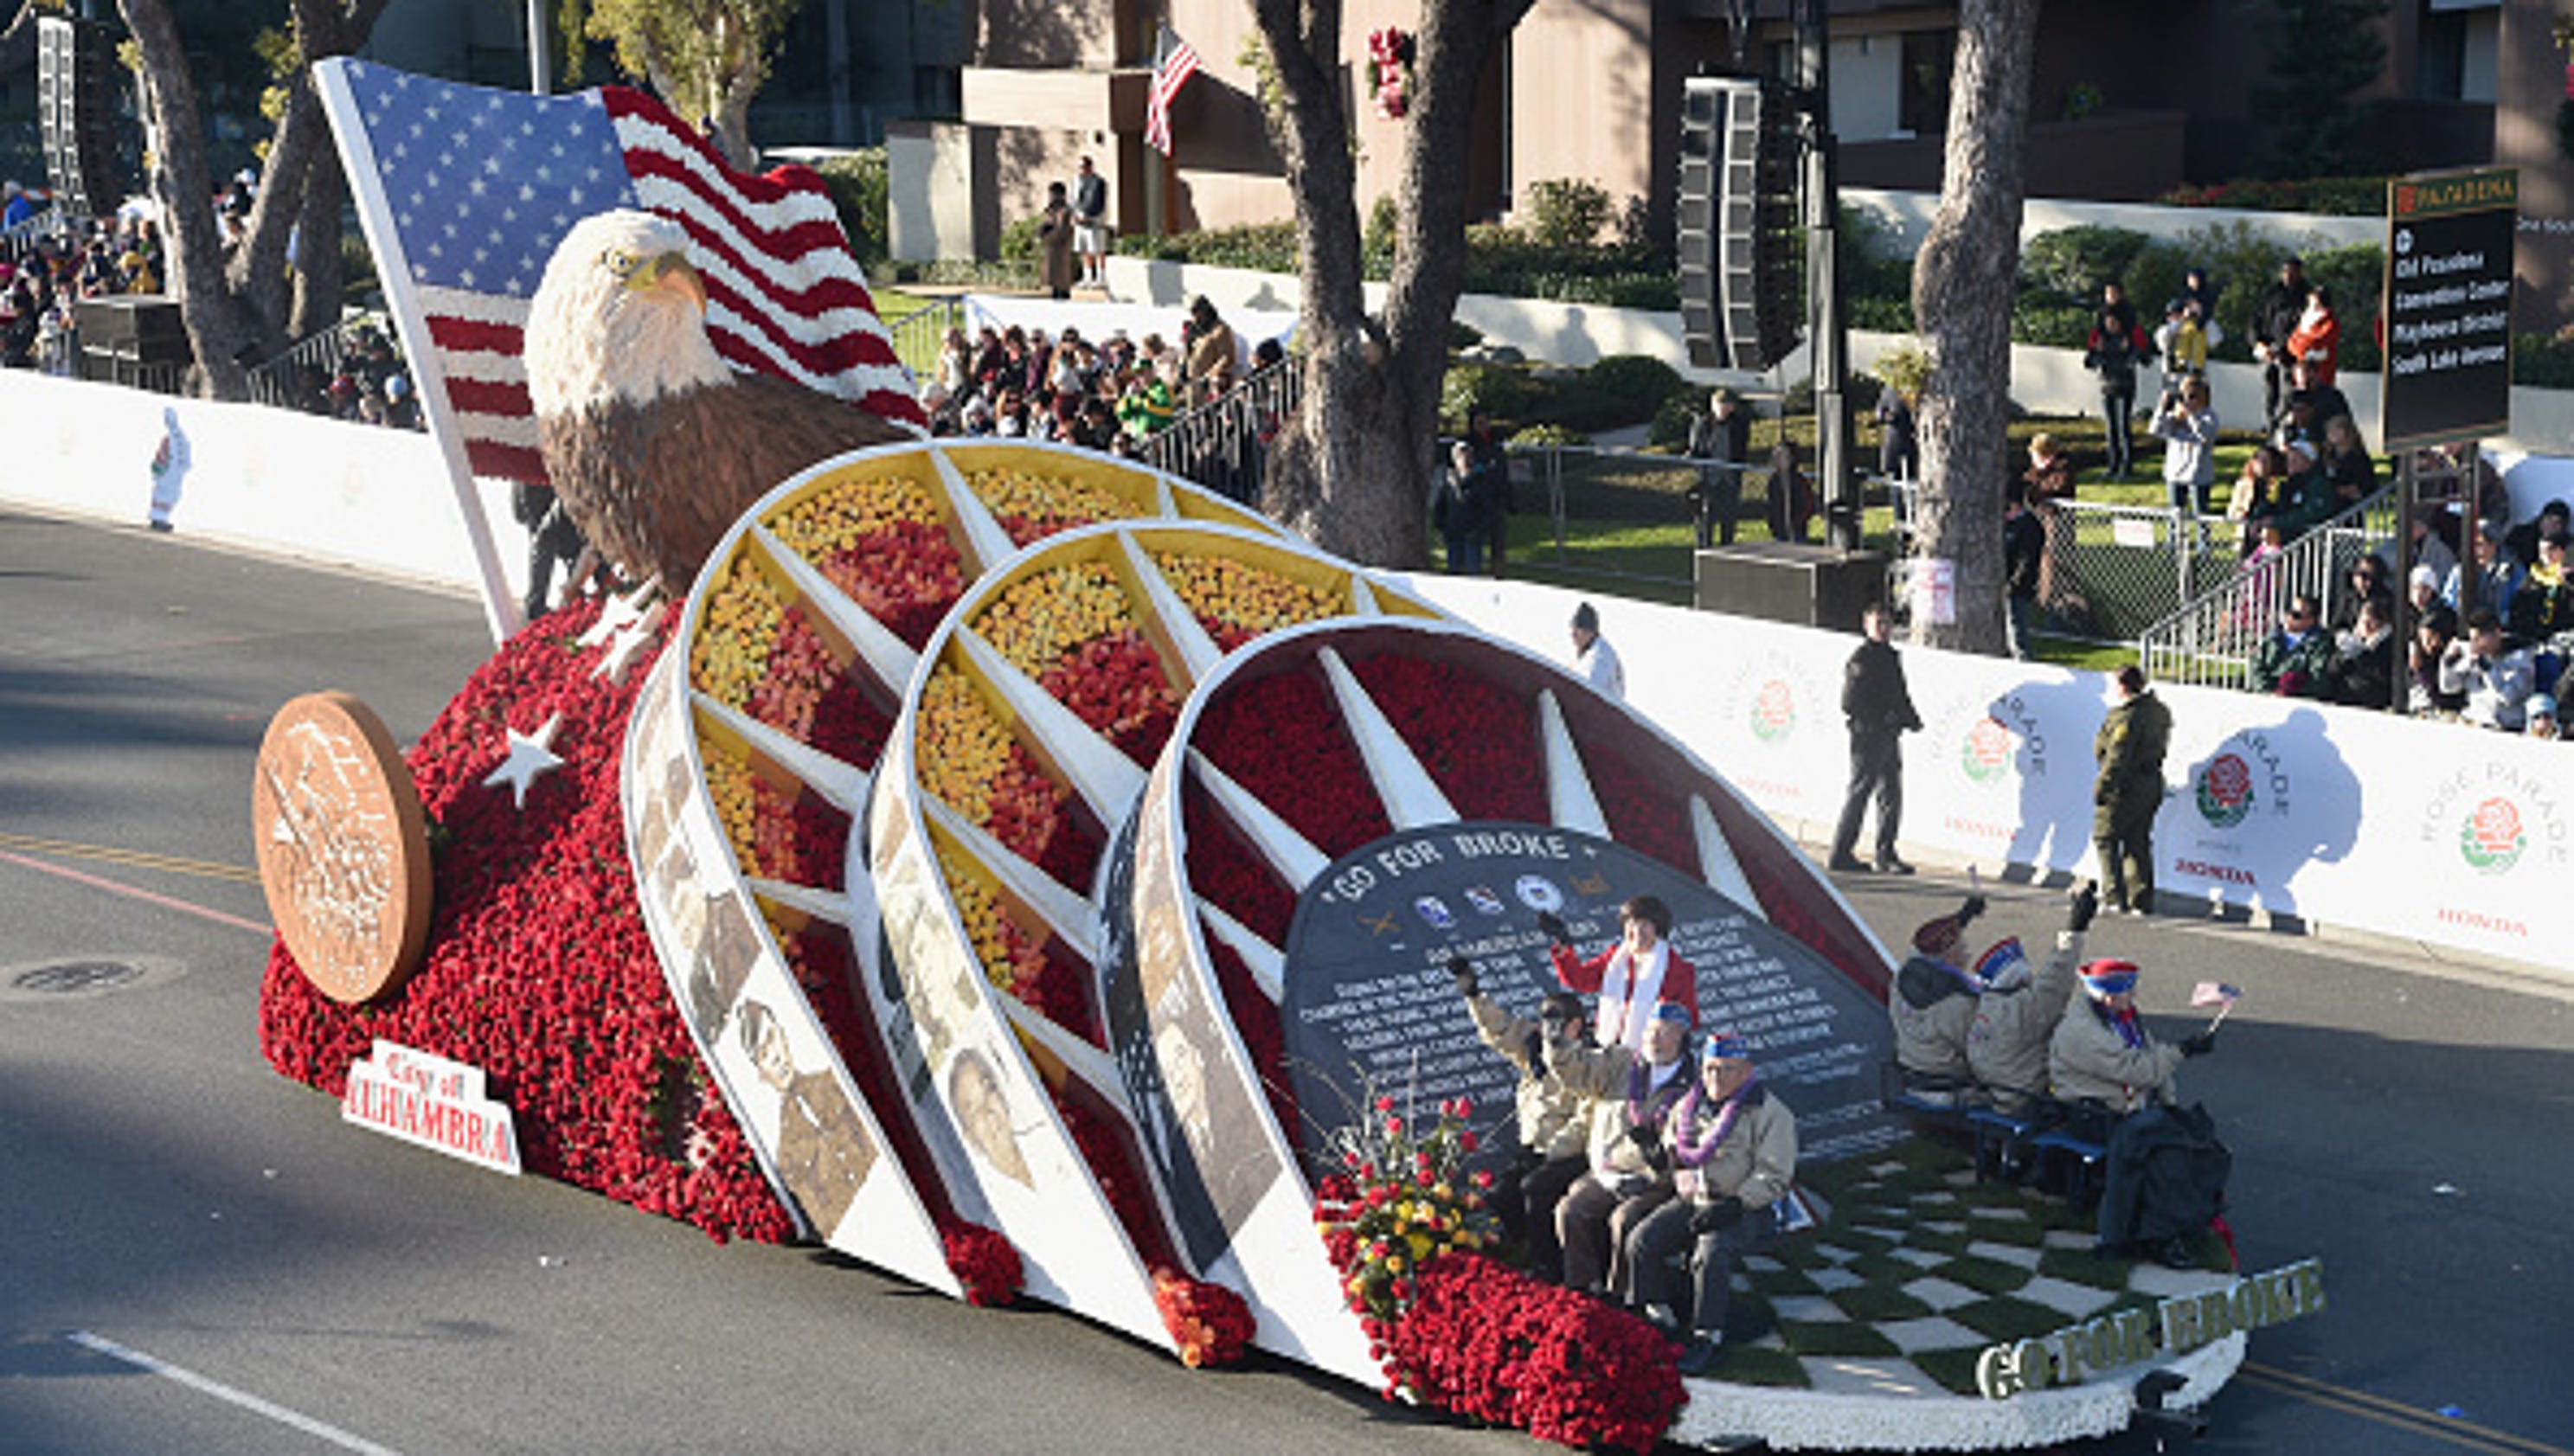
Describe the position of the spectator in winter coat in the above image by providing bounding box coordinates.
[2410,605,2468,715]
[2149,377,2219,515]
[2328,593,2399,709]
[2508,533,2574,645]
[1686,388,1754,547]
[1547,1003,1695,1300]
[1452,959,1592,1283]
[1888,896,1993,1101]
[1966,883,2100,1114]
[2442,608,2538,731]
[2083,309,2154,478]
[2251,594,2335,696]
[2445,523,2521,624]
[2003,483,2045,659]
[2250,253,2308,404]
[2286,285,2342,386]
[2503,500,2571,574]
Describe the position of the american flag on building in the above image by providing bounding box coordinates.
[1145,26,1201,157]
[314,59,923,491]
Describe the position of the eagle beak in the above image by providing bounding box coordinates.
[631,250,707,312]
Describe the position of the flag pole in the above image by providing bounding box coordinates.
[314,59,527,646]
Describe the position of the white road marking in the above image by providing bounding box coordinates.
[63,1331,406,1456]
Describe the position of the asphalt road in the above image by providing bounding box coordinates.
[3,504,2570,1455]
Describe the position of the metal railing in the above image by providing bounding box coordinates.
[1886,481,2256,645]
[1137,355,1301,506]
[2134,484,2401,689]
[0,208,72,259]
[885,296,963,384]
[244,317,381,408]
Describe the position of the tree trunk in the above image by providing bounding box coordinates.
[1252,0,1527,569]
[120,0,259,397]
[119,0,392,395]
[1909,0,2039,655]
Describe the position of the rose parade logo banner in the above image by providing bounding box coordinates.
[2410,759,2571,944]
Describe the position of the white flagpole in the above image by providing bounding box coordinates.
[311,59,527,646]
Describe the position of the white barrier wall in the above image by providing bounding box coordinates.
[1397,573,2574,978]
[0,370,523,604]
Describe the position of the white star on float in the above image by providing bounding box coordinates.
[590,606,664,686]
[482,713,566,810]
[576,587,656,650]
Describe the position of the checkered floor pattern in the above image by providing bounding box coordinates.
[1697,1138,2225,1396]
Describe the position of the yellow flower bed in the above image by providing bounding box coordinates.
[691,555,787,708]
[973,563,1134,679]
[766,472,943,556]
[1152,553,1341,647]
[915,669,1013,827]
[967,466,1146,542]
[938,850,1047,997]
[704,754,761,868]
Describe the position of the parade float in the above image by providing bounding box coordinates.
[254,62,2309,1452]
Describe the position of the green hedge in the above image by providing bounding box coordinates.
[2154,176,2391,216]
[806,151,889,267]
[1120,219,1677,310]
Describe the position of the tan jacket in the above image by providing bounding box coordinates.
[1548,1036,1690,1183]
[1465,991,1589,1161]
[1669,1086,1798,1209]
[1967,931,2084,1111]
[2049,998,2184,1113]
[1890,954,1979,1084]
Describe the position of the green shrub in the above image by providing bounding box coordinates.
[1522,178,1614,249]
[1850,295,1915,333]
[808,150,889,267]
[2516,333,2574,389]
[1441,361,1540,431]
[1647,387,1707,449]
[1364,194,1399,271]
[1583,354,1683,402]
[1511,422,1589,447]
[2012,302,2096,350]
[2019,225,2154,307]
[998,215,1042,263]
[1447,319,1486,350]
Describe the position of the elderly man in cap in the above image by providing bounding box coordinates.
[1547,1001,1696,1303]
[1451,956,1593,1282]
[1887,893,1993,1102]
[2049,959,2214,1138]
[1966,882,2100,1115]
[1620,1029,1799,1376]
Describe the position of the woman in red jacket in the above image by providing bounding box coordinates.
[1540,895,1698,1053]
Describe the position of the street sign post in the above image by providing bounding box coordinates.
[2380,168,2517,453]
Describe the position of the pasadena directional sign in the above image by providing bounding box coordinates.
[2380,168,2517,452]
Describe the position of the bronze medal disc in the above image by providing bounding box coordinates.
[251,691,434,1004]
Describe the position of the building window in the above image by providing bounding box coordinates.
[1899,29,1954,135]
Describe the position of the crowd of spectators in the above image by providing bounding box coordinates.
[0,185,169,374]
[918,294,1280,486]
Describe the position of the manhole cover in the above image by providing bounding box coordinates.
[15,960,144,993]
[0,955,183,1000]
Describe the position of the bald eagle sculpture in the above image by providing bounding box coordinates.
[523,209,910,590]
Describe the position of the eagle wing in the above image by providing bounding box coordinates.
[539,373,913,591]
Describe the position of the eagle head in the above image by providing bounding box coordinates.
[524,208,733,419]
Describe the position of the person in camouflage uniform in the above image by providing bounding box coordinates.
[2093,665,2172,915]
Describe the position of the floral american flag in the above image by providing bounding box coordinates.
[315,58,923,488]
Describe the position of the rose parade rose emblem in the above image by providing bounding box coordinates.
[1958,716,2013,786]
[2459,796,2526,875]
[2195,753,2255,830]
[1749,680,1795,743]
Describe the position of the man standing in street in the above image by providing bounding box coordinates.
[2092,664,2172,916]
[1829,601,1921,875]
[1072,156,1109,290]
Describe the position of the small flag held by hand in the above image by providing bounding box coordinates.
[2190,982,2242,1009]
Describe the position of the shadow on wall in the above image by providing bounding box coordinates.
[2160,705,2362,920]
[1996,672,2110,875]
